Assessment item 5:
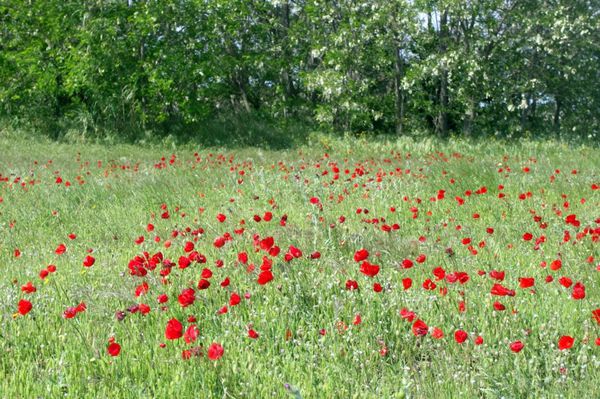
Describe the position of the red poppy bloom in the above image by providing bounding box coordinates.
[21,282,36,294]
[558,336,574,350]
[489,270,505,281]
[197,279,211,290]
[229,293,241,306]
[165,318,183,340]
[490,283,515,297]
[207,343,224,360]
[17,299,32,316]
[184,325,200,344]
[431,327,444,339]
[454,330,468,344]
[257,270,274,285]
[412,319,428,336]
[422,279,437,290]
[400,308,415,322]
[107,342,121,356]
[55,244,66,255]
[558,277,573,288]
[359,261,379,277]
[518,277,535,288]
[83,255,95,267]
[184,241,194,253]
[510,340,524,353]
[354,249,369,262]
[572,282,585,300]
[178,288,196,307]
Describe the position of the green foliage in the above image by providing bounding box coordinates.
[0,0,598,140]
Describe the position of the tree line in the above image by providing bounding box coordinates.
[1,0,598,139]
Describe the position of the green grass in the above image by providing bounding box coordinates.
[0,133,598,398]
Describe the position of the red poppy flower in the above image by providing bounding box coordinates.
[345,280,359,290]
[257,270,273,285]
[17,299,32,316]
[518,277,534,288]
[402,278,412,290]
[558,277,573,288]
[490,283,515,297]
[229,293,241,306]
[207,343,224,360]
[165,318,183,340]
[107,342,121,357]
[558,336,574,350]
[178,288,196,307]
[248,329,259,339]
[135,282,149,297]
[259,237,274,251]
[550,259,562,271]
[21,282,36,294]
[423,279,437,290]
[593,309,600,325]
[184,241,194,253]
[83,255,95,267]
[55,244,66,255]
[454,330,468,344]
[431,327,444,339]
[353,249,369,262]
[197,279,211,290]
[400,308,415,322]
[433,267,446,280]
[63,307,77,319]
[412,319,428,336]
[184,325,199,344]
[489,270,505,281]
[572,282,585,300]
[213,236,226,248]
[510,340,524,353]
[359,261,379,277]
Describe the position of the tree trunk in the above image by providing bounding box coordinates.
[280,0,293,118]
[463,96,475,136]
[437,9,449,138]
[520,93,530,134]
[394,46,405,135]
[553,96,561,137]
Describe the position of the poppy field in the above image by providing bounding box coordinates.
[1,136,599,398]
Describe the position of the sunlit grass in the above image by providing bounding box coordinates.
[0,135,598,398]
